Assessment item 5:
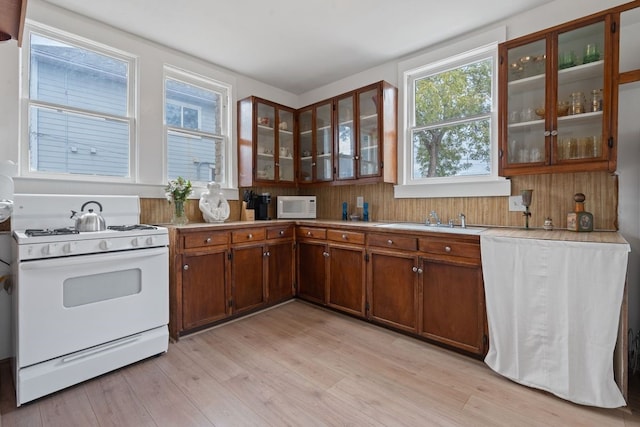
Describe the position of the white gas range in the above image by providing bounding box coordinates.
[11,194,169,406]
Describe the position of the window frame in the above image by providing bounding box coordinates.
[396,27,510,198]
[20,24,137,183]
[163,66,232,188]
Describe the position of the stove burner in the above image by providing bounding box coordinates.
[25,228,80,237]
[107,224,157,231]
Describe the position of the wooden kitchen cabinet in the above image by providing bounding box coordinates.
[366,233,420,333]
[0,0,27,45]
[238,97,296,187]
[296,239,327,304]
[326,230,366,317]
[170,228,231,337]
[418,236,486,355]
[266,225,295,303]
[334,81,398,184]
[499,12,618,175]
[298,100,334,184]
[181,249,230,330]
[231,244,266,314]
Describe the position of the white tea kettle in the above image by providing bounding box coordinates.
[70,200,107,231]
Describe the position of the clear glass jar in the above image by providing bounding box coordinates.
[590,89,602,112]
[569,92,585,115]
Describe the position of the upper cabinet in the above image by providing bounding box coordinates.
[298,100,334,184]
[499,13,617,176]
[238,97,296,187]
[301,80,398,185]
[0,0,27,46]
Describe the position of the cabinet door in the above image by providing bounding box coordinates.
[336,93,356,180]
[297,241,327,304]
[182,250,229,330]
[420,259,485,355]
[358,87,380,177]
[231,245,266,313]
[315,101,334,182]
[367,250,419,333]
[298,108,314,183]
[277,108,295,183]
[255,101,276,181]
[267,241,295,303]
[328,245,365,317]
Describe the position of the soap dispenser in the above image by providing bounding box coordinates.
[567,193,593,232]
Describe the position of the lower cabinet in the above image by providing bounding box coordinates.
[297,240,328,304]
[327,244,366,317]
[419,259,486,354]
[231,244,266,314]
[181,249,230,331]
[267,239,295,303]
[367,249,419,333]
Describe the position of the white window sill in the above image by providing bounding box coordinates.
[394,177,511,199]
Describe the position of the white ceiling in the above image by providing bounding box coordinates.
[41,0,553,94]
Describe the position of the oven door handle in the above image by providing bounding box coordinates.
[19,247,168,270]
[61,334,142,364]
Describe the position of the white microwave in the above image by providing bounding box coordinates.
[277,196,316,219]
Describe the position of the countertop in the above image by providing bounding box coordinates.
[165,219,628,244]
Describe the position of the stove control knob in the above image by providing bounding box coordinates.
[145,237,155,246]
[99,240,112,250]
[63,243,73,254]
[131,237,139,247]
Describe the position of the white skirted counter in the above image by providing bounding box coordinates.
[480,229,630,408]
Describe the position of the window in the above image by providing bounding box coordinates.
[397,27,510,198]
[164,69,230,185]
[26,31,135,178]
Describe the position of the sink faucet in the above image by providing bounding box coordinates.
[459,213,467,228]
[429,210,441,226]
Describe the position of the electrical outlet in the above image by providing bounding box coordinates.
[509,195,526,212]
[356,196,364,208]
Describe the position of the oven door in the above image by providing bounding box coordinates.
[17,247,168,367]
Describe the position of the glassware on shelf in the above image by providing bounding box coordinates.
[583,43,600,63]
[590,89,603,112]
[569,92,585,115]
[559,50,577,69]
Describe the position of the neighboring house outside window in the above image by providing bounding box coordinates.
[397,27,510,198]
[25,30,135,178]
[164,69,230,186]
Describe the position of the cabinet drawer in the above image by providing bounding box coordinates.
[368,233,417,251]
[327,229,365,245]
[267,226,293,240]
[232,228,266,243]
[419,238,480,259]
[296,227,327,240]
[183,231,229,249]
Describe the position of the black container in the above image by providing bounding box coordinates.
[253,193,271,220]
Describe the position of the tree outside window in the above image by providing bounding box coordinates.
[411,58,493,179]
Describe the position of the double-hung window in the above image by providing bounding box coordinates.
[398,28,509,198]
[164,68,230,186]
[25,29,135,178]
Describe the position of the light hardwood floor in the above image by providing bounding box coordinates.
[1,300,639,426]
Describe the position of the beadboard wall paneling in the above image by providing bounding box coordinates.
[140,172,618,230]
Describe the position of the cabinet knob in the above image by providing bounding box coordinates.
[205,237,211,243]
[417,268,423,274]
[445,246,451,253]
[342,234,348,240]
[248,233,253,239]
[279,230,285,236]
[412,266,418,273]
[551,130,558,136]
[307,231,312,236]
[264,251,270,257]
[544,130,551,137]
[323,251,330,257]
[183,264,189,270]
[387,239,393,245]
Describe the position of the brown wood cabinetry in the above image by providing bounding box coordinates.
[238,97,296,187]
[499,11,618,176]
[266,225,295,304]
[367,249,420,333]
[0,0,27,45]
[231,244,266,314]
[296,240,327,304]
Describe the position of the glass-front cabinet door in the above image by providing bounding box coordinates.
[255,101,276,181]
[315,102,334,182]
[277,109,295,183]
[500,15,613,176]
[298,108,313,183]
[358,87,380,177]
[336,95,356,180]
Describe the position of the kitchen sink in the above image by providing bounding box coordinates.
[374,223,487,235]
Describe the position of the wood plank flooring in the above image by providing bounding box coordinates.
[1,300,640,426]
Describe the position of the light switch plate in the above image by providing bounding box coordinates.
[509,195,526,212]
[356,196,364,208]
